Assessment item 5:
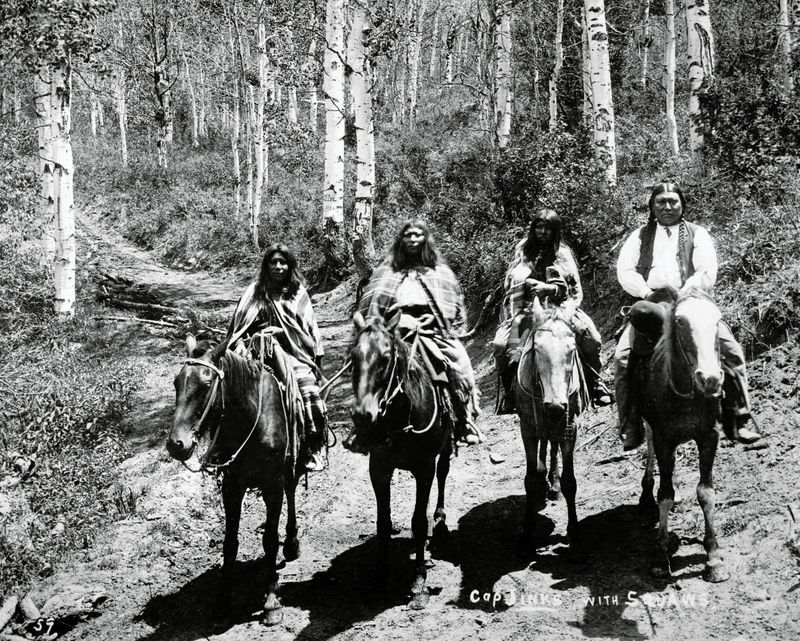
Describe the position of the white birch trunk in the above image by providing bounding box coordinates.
[90,97,99,137]
[549,0,564,131]
[455,29,465,78]
[445,24,455,83]
[686,0,716,175]
[97,97,105,134]
[251,18,269,250]
[779,0,794,94]
[323,0,346,228]
[51,59,76,318]
[183,49,200,148]
[429,9,439,79]
[288,87,298,124]
[584,0,617,187]
[639,0,651,88]
[494,0,513,147]
[581,12,592,127]
[308,38,318,131]
[349,0,377,278]
[408,0,430,127]
[35,65,56,263]
[664,0,679,154]
[198,65,207,140]
[116,21,128,166]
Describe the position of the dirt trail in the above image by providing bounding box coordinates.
[30,211,800,641]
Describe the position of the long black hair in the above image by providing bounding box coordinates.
[257,244,305,299]
[522,208,562,263]
[647,182,687,223]
[390,219,443,271]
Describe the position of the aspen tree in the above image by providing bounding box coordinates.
[580,11,592,127]
[664,0,679,154]
[779,0,794,94]
[639,0,651,88]
[686,0,715,175]
[429,8,440,78]
[307,37,318,131]
[548,0,565,131]
[322,0,346,232]
[493,0,513,147]
[407,0,429,128]
[115,20,128,166]
[348,0,377,279]
[34,65,56,263]
[445,23,456,83]
[182,46,200,148]
[584,0,617,187]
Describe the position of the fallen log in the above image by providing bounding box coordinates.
[97,296,182,316]
[18,595,40,620]
[93,316,179,328]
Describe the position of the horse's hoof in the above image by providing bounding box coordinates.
[650,565,672,579]
[704,560,729,583]
[666,532,681,557]
[261,607,283,626]
[284,537,300,562]
[408,591,430,610]
[432,519,450,545]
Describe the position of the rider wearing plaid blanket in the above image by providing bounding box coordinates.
[227,244,327,472]
[349,219,483,449]
[492,209,612,413]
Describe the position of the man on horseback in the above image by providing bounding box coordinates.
[346,219,483,451]
[493,209,612,414]
[615,182,761,450]
[227,244,328,472]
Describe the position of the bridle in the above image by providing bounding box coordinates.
[667,310,722,399]
[358,319,439,436]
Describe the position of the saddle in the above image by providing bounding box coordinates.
[628,300,668,356]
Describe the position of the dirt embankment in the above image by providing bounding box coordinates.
[18,211,800,641]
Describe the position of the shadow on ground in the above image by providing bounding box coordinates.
[435,495,681,640]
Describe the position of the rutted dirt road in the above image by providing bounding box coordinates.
[30,211,800,641]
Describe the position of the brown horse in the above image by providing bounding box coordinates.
[167,335,302,625]
[347,311,453,610]
[516,297,588,556]
[635,286,729,582]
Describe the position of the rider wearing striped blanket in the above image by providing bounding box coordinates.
[227,244,327,472]
[493,208,612,413]
[349,219,483,450]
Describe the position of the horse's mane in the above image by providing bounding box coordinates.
[355,319,434,410]
[530,301,577,333]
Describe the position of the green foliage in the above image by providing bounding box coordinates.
[705,77,800,188]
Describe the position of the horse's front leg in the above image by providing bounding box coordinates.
[260,479,285,626]
[431,442,452,547]
[560,437,585,561]
[639,422,658,522]
[548,440,561,501]
[697,429,729,582]
[369,454,393,582]
[521,434,548,542]
[221,474,245,618]
[283,472,300,563]
[409,459,436,610]
[652,438,679,578]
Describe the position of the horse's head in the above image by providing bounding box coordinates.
[167,335,225,462]
[529,297,578,420]
[349,310,401,435]
[673,287,723,398]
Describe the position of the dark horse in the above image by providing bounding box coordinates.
[167,335,302,625]
[347,311,453,609]
[635,286,729,582]
[516,297,588,557]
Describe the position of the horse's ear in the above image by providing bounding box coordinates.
[185,334,197,356]
[353,311,366,333]
[386,308,401,333]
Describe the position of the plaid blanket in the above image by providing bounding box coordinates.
[228,282,323,365]
[358,259,467,333]
[227,282,326,435]
[501,244,583,324]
